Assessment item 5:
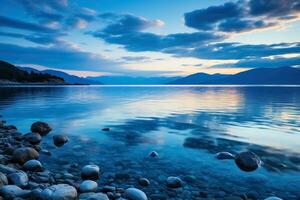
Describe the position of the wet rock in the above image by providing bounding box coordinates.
[166,176,182,188]
[81,165,100,180]
[148,151,158,158]
[0,185,30,200]
[235,151,260,172]
[41,184,77,200]
[125,188,147,200]
[31,121,52,136]
[23,159,43,172]
[0,172,8,186]
[79,192,109,200]
[0,164,19,174]
[7,171,28,188]
[264,197,282,200]
[24,132,42,145]
[80,180,98,193]
[216,152,235,160]
[102,186,116,193]
[224,196,243,200]
[138,178,150,186]
[40,149,52,156]
[12,147,39,164]
[53,135,69,147]
[102,128,110,131]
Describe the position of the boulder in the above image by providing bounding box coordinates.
[23,160,43,172]
[0,172,8,187]
[79,180,98,193]
[0,185,30,200]
[41,184,77,200]
[79,192,109,200]
[81,165,100,180]
[216,152,235,160]
[7,171,28,188]
[235,151,260,172]
[31,121,52,136]
[12,147,39,164]
[53,135,69,147]
[24,132,42,145]
[166,176,182,188]
[125,188,147,200]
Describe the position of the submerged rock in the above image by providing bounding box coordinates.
[80,180,98,193]
[138,178,150,186]
[166,176,182,188]
[24,132,42,145]
[53,135,69,147]
[31,121,52,136]
[235,151,260,172]
[0,185,30,200]
[12,147,39,164]
[148,151,158,158]
[23,159,43,172]
[41,184,77,200]
[216,152,235,160]
[102,128,110,131]
[7,171,28,188]
[0,172,8,186]
[81,165,100,180]
[125,188,147,200]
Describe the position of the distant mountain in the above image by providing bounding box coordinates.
[88,76,181,85]
[19,67,102,85]
[0,60,64,84]
[169,67,300,85]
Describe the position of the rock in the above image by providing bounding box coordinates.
[102,128,110,131]
[125,188,147,200]
[23,159,43,172]
[0,172,8,186]
[264,197,282,200]
[148,151,158,158]
[40,149,52,156]
[24,132,42,145]
[53,135,69,147]
[7,171,28,188]
[31,121,52,136]
[235,151,260,172]
[166,176,182,188]
[80,180,98,193]
[102,186,116,193]
[12,147,39,164]
[79,192,109,200]
[41,184,77,200]
[81,165,100,180]
[138,178,150,186]
[224,196,243,200]
[0,185,30,200]
[0,164,19,174]
[216,152,235,160]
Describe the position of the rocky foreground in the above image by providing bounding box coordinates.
[0,117,283,200]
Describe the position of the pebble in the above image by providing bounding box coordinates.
[7,171,28,188]
[0,185,30,200]
[125,188,148,200]
[138,178,150,186]
[166,176,182,188]
[80,180,98,193]
[53,135,69,147]
[31,121,52,136]
[41,184,77,200]
[23,159,43,172]
[235,151,260,172]
[81,165,100,180]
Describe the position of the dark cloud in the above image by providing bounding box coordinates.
[0,15,57,32]
[184,0,300,33]
[65,8,97,29]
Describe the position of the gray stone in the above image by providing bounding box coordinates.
[24,132,42,145]
[216,152,235,160]
[125,188,147,200]
[41,184,77,200]
[0,172,8,187]
[12,147,39,164]
[80,180,98,193]
[23,159,43,172]
[7,171,28,188]
[166,176,182,188]
[53,135,69,147]
[81,165,100,180]
[79,192,109,200]
[235,151,260,172]
[31,121,52,136]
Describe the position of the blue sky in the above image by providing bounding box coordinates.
[0,0,300,77]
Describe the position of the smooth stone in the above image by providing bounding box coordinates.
[0,172,8,186]
[0,164,19,174]
[235,151,260,172]
[81,165,100,180]
[80,180,98,193]
[23,159,43,172]
[24,132,42,145]
[216,152,235,160]
[53,135,69,147]
[166,176,182,188]
[31,121,52,136]
[125,188,147,200]
[7,171,28,188]
[12,147,39,164]
[148,151,158,158]
[0,185,30,200]
[42,184,77,200]
[79,192,109,200]
[138,178,150,186]
[264,197,282,200]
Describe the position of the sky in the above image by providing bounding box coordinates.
[0,0,300,77]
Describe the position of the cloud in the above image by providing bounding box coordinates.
[65,8,97,29]
[184,0,300,33]
[0,42,119,72]
[121,56,151,62]
[0,15,57,32]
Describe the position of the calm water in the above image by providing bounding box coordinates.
[1,86,300,198]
